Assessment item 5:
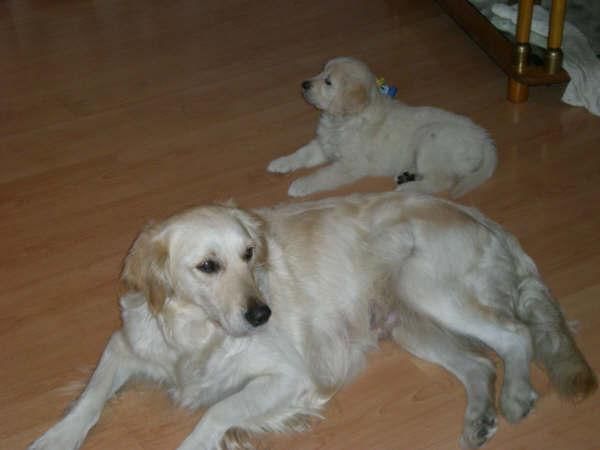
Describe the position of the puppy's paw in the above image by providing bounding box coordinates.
[500,384,538,423]
[460,408,498,449]
[288,178,314,197]
[396,171,417,184]
[267,156,295,173]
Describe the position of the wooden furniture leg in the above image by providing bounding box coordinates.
[507,0,535,103]
[545,0,567,74]
[436,0,569,103]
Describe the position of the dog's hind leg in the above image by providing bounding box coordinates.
[451,309,537,424]
[394,172,455,195]
[391,310,498,449]
[395,171,419,185]
[402,284,538,424]
[28,331,160,450]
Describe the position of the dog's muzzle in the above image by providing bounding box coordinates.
[301,80,312,91]
[244,300,271,327]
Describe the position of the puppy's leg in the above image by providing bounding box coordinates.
[177,375,310,450]
[391,312,497,449]
[28,331,158,450]
[288,162,360,197]
[267,139,327,173]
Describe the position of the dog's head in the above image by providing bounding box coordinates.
[122,205,270,337]
[301,57,378,116]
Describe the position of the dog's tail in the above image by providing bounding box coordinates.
[507,235,597,400]
[450,134,497,197]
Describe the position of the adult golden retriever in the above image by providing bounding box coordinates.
[29,192,596,450]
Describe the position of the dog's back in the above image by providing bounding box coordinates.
[265,192,596,402]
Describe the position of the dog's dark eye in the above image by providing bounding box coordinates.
[324,77,332,86]
[196,259,220,274]
[243,246,254,262]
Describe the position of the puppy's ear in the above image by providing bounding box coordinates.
[121,223,172,313]
[228,208,268,265]
[331,79,370,115]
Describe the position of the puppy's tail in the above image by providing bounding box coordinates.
[450,134,497,197]
[509,236,597,400]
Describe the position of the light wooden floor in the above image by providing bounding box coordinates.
[2,1,599,449]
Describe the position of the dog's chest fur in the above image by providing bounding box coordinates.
[316,112,389,159]
[121,293,259,408]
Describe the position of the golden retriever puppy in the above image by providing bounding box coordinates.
[268,57,497,197]
[29,192,595,450]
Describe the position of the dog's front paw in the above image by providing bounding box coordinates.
[267,156,295,173]
[28,428,83,450]
[223,428,257,450]
[288,178,314,197]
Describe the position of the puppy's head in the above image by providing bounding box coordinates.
[122,205,270,337]
[301,57,377,116]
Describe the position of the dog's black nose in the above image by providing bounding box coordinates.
[244,303,271,327]
[301,80,312,90]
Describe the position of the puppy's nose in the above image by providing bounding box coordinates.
[301,80,312,90]
[244,302,271,327]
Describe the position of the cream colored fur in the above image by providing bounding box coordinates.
[29,192,596,450]
[268,57,497,197]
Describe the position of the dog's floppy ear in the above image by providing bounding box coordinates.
[330,78,370,115]
[121,223,172,314]
[228,207,268,265]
